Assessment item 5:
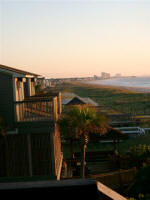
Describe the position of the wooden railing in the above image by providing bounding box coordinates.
[14,97,57,122]
[54,125,63,180]
[90,167,137,191]
[26,92,62,115]
[97,181,127,200]
[0,178,127,199]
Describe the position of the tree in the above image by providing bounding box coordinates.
[58,105,108,178]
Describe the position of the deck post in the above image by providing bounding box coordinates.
[27,133,33,177]
[49,124,57,178]
[58,92,62,114]
[53,97,58,122]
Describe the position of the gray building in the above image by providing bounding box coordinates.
[0,64,40,127]
[0,64,63,180]
[101,72,110,79]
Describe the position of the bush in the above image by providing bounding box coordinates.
[127,145,150,168]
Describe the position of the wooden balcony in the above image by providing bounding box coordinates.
[14,92,62,122]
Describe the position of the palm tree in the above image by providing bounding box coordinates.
[58,105,108,178]
[58,113,76,159]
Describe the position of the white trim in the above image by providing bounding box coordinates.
[25,75,35,78]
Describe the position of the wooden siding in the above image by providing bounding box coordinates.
[0,72,14,127]
[0,125,63,179]
[0,133,53,177]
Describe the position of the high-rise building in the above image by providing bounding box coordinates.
[101,72,110,79]
[115,73,121,78]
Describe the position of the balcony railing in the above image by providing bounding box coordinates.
[14,97,59,122]
[14,92,62,122]
[15,99,53,122]
[25,92,62,115]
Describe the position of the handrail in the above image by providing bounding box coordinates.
[14,99,55,122]
[0,179,127,199]
[25,96,55,100]
[14,98,53,103]
[31,92,60,98]
[97,181,127,200]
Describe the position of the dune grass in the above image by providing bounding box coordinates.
[60,81,150,115]
[58,81,150,158]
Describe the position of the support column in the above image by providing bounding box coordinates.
[27,134,33,177]
[53,97,58,122]
[58,92,62,114]
[49,124,57,179]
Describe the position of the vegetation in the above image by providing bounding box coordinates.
[59,81,150,115]
[62,134,150,160]
[58,105,109,178]
[57,81,150,197]
[127,165,150,200]
[127,145,150,169]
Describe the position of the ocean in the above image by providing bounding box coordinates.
[87,77,150,89]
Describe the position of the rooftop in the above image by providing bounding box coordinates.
[61,92,98,106]
[0,64,40,77]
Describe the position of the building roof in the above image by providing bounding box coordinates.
[80,97,99,106]
[62,95,98,107]
[0,64,40,77]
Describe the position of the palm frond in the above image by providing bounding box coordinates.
[58,105,109,140]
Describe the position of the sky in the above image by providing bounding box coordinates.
[0,0,150,78]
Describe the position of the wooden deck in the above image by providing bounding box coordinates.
[14,92,62,123]
[14,97,58,122]
[0,179,127,199]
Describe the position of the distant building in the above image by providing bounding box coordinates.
[45,79,54,87]
[101,72,110,79]
[94,75,98,80]
[115,73,121,78]
[37,77,46,89]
